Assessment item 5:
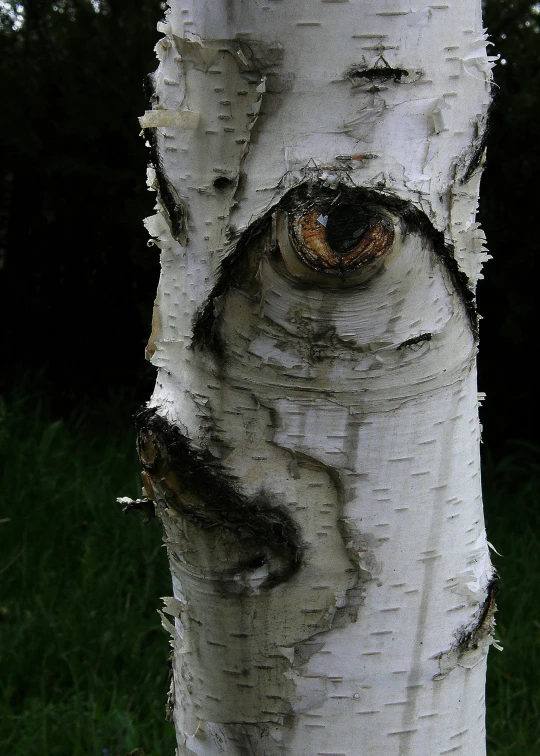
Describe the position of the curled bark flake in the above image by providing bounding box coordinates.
[117,495,156,522]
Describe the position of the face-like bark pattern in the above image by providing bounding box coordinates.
[140,2,496,754]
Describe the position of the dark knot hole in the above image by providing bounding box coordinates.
[325,204,374,256]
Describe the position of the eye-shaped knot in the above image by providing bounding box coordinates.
[275,202,396,286]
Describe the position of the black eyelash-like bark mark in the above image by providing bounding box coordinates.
[347,65,409,83]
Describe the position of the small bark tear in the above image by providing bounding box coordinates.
[436,575,499,679]
[456,574,499,654]
[347,64,410,83]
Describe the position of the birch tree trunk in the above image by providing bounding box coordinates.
[136,2,497,754]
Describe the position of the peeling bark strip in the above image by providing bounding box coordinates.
[140,2,498,754]
[135,407,303,590]
[143,126,187,244]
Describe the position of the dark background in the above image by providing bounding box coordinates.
[0,0,538,457]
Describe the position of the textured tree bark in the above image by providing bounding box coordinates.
[137,1,497,754]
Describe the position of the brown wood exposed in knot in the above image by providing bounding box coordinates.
[289,209,394,274]
[138,428,158,468]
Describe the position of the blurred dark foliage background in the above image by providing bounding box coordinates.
[0,0,538,456]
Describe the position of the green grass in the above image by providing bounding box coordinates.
[483,443,540,754]
[0,393,176,755]
[0,393,538,755]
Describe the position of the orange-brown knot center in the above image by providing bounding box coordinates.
[289,204,394,274]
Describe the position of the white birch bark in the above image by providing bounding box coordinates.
[137,2,498,754]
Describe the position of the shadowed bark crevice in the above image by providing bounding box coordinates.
[134,407,304,592]
[143,125,188,244]
[347,64,410,83]
[397,332,432,350]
